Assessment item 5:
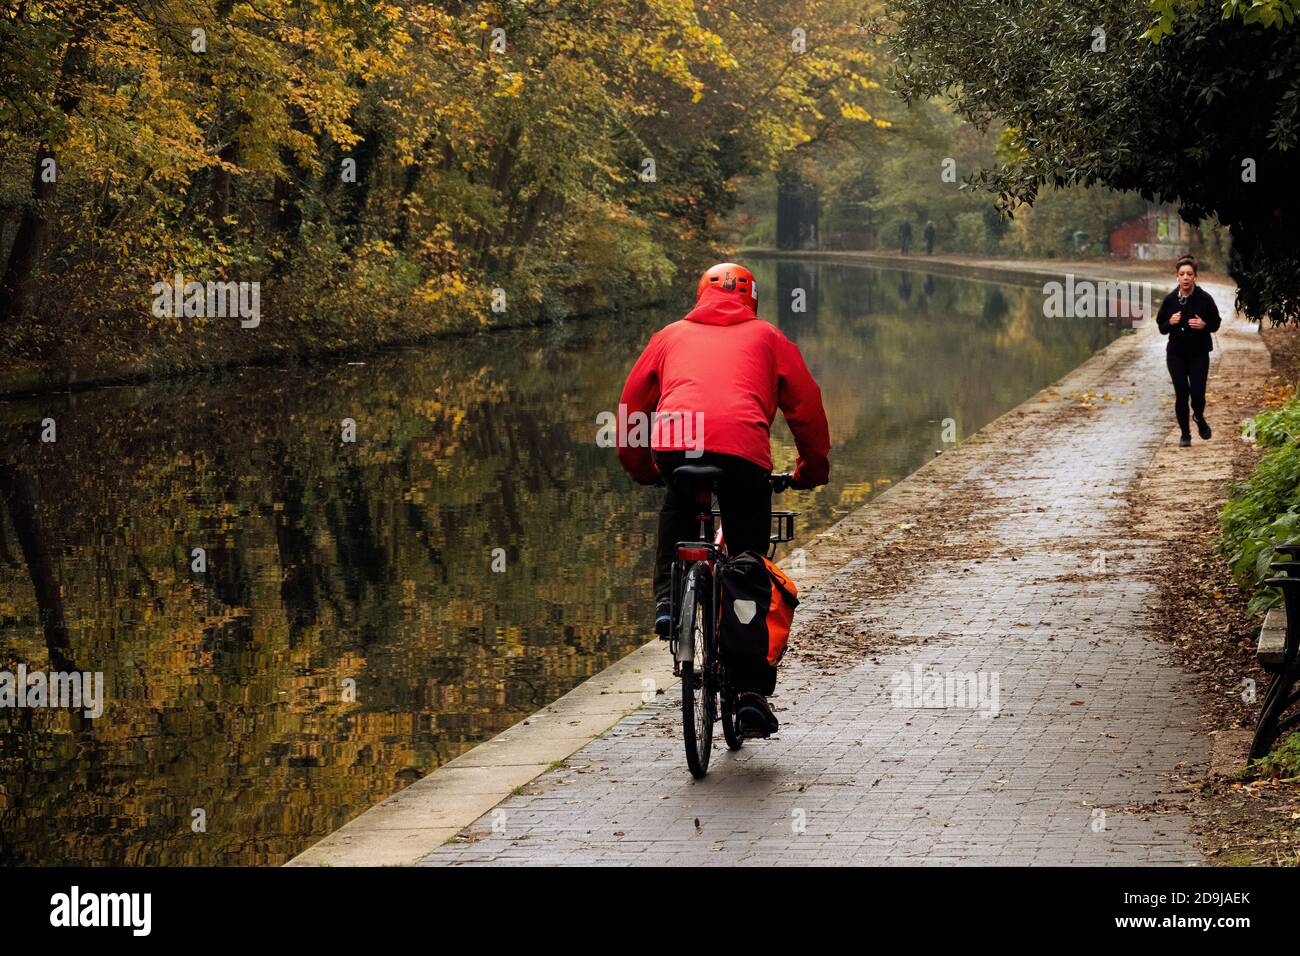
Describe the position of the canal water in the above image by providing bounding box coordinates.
[0,259,1120,864]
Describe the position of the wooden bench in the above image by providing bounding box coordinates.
[1250,546,1300,760]
[1258,606,1287,671]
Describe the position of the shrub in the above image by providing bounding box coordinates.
[1249,731,1300,780]
[954,212,989,255]
[1221,397,1300,614]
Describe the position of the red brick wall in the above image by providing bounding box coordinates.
[1108,217,1149,257]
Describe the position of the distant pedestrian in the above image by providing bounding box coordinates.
[924,220,935,255]
[1155,255,1221,447]
[899,219,913,255]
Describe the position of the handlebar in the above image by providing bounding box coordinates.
[646,470,797,491]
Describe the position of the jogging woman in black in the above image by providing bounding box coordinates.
[1155,255,1221,447]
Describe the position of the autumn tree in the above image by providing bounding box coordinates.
[886,0,1300,322]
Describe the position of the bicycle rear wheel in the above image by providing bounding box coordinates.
[679,562,715,778]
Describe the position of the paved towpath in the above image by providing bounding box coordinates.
[413,277,1263,867]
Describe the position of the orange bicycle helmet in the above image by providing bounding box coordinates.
[696,262,758,313]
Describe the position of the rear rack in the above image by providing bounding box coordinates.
[770,511,797,544]
[708,509,798,544]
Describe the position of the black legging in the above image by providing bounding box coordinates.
[651,450,771,607]
[1166,349,1209,435]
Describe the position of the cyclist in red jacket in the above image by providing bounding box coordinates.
[616,261,831,645]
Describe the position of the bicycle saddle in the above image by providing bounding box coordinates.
[672,465,726,491]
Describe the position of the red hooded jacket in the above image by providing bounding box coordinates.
[616,286,831,487]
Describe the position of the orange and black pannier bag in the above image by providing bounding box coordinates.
[718,550,799,695]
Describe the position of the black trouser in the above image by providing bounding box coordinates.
[1166,348,1210,435]
[652,450,771,608]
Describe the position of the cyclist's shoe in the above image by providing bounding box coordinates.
[1196,415,1212,440]
[654,602,672,638]
[736,692,779,738]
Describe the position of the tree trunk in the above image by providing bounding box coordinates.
[469,129,521,268]
[209,139,237,229]
[0,38,88,326]
[0,146,58,324]
[506,188,556,269]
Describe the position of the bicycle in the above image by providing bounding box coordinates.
[664,466,797,779]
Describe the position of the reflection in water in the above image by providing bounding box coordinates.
[898,272,913,301]
[0,261,1119,865]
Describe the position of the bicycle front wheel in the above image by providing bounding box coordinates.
[679,561,715,778]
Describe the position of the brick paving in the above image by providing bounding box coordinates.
[420,287,1250,866]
